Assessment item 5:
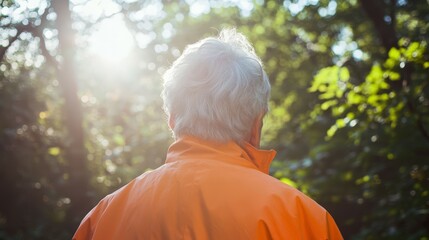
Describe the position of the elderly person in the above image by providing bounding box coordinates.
[73,29,343,240]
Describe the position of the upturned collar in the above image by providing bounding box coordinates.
[165,135,276,174]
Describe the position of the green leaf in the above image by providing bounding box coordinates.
[48,147,60,156]
[366,65,383,83]
[405,42,420,59]
[343,171,353,181]
[385,58,396,68]
[321,99,337,110]
[336,118,346,128]
[388,71,400,81]
[347,91,364,105]
[332,105,345,116]
[339,67,350,81]
[367,95,379,105]
[388,47,401,60]
[113,134,125,146]
[310,66,339,93]
[326,125,338,138]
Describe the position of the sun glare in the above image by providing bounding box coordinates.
[88,16,134,63]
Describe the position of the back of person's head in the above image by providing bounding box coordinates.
[162,28,271,144]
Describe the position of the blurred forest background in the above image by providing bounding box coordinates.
[1,0,428,239]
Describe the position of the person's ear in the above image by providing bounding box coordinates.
[249,112,264,148]
[168,114,175,130]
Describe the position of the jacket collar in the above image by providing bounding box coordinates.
[165,135,276,174]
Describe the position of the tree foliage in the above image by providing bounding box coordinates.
[0,0,428,239]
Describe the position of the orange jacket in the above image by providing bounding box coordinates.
[73,136,343,240]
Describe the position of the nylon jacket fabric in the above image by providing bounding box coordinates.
[73,136,343,240]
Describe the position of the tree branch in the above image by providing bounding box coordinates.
[359,0,397,51]
[0,28,23,62]
[33,28,59,69]
[34,7,59,69]
[0,22,38,62]
[390,0,396,31]
[0,7,51,63]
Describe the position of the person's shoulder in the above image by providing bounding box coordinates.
[108,169,158,197]
[250,171,327,214]
[253,173,340,238]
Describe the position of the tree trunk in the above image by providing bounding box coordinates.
[358,0,398,51]
[51,0,91,231]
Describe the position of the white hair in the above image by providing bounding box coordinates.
[162,28,271,144]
